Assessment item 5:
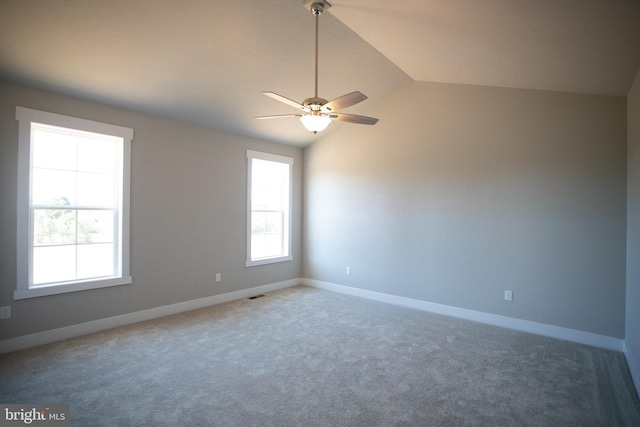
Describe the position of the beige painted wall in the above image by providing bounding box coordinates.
[304,81,627,338]
[0,81,303,341]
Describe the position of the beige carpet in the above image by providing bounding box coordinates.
[1,285,639,426]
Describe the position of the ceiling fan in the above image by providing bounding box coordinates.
[255,0,378,134]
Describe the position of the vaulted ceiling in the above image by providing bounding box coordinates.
[1,0,639,146]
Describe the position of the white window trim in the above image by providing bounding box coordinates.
[246,150,293,267]
[15,107,133,300]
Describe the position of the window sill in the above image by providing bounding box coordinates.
[14,276,132,300]
[245,255,292,267]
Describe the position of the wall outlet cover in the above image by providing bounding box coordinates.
[504,290,513,301]
[0,306,11,319]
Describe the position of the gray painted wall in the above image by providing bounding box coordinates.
[0,81,303,341]
[304,81,627,338]
[627,71,640,382]
[0,78,633,349]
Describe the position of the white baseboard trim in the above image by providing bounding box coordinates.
[623,341,640,399]
[2,278,625,356]
[302,278,624,352]
[0,279,300,355]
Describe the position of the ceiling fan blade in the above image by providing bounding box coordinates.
[254,114,302,120]
[262,92,310,112]
[321,91,367,112]
[329,113,379,125]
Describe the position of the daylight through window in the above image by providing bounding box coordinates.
[246,150,293,266]
[15,107,132,299]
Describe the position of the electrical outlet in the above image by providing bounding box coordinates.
[504,290,513,301]
[346,267,351,276]
[215,273,221,283]
[0,306,11,319]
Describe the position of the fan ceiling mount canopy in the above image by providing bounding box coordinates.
[255,0,379,134]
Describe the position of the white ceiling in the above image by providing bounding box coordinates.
[1,0,639,147]
[330,0,640,96]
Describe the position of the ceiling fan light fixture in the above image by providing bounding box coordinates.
[300,114,331,134]
[256,0,378,133]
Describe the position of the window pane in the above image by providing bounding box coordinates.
[77,172,115,207]
[252,159,287,210]
[77,210,114,243]
[32,128,77,170]
[251,234,266,259]
[264,211,283,233]
[250,233,284,259]
[33,209,76,245]
[77,136,117,173]
[33,245,76,285]
[32,168,76,205]
[264,233,283,257]
[252,211,266,234]
[77,243,114,279]
[250,211,284,260]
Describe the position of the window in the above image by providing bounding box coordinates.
[15,107,133,299]
[246,150,293,266]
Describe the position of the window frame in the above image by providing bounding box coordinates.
[15,107,133,300]
[246,150,293,267]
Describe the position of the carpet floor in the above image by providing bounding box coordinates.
[1,285,639,426]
